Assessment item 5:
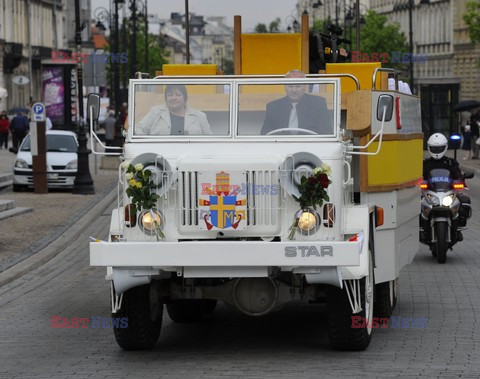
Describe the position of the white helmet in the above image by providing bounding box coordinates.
[427,133,448,160]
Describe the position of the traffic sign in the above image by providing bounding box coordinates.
[32,102,46,122]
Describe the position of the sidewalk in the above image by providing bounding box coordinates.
[0,145,118,275]
[444,149,480,176]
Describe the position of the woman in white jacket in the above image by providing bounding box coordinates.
[135,84,212,136]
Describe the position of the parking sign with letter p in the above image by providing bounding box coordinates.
[32,102,46,122]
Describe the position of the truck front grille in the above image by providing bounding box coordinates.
[178,170,281,228]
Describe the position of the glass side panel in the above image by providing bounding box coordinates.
[237,82,336,137]
[133,83,231,137]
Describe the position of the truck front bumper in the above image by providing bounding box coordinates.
[90,240,362,268]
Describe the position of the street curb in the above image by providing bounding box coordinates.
[0,206,33,221]
[0,181,117,288]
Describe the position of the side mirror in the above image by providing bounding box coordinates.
[376,94,393,122]
[87,93,100,122]
[464,171,474,180]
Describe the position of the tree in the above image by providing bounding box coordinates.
[125,18,170,78]
[313,18,329,33]
[269,17,281,33]
[463,0,480,44]
[351,10,409,71]
[254,23,268,33]
[254,18,282,33]
[104,18,169,90]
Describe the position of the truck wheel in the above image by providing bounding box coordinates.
[113,284,163,350]
[327,252,374,351]
[167,300,208,322]
[373,279,397,318]
[203,299,218,313]
[435,222,448,264]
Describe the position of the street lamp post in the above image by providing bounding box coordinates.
[145,0,149,74]
[344,1,366,49]
[185,0,190,64]
[394,0,430,94]
[73,0,95,194]
[93,7,112,92]
[113,0,123,148]
[130,0,137,78]
[122,5,127,96]
[408,0,414,92]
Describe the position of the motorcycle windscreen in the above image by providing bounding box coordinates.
[426,168,452,192]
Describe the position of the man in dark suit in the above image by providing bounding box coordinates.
[260,70,333,135]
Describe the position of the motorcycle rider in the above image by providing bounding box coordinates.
[421,133,471,241]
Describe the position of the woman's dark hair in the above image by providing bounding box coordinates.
[164,84,188,102]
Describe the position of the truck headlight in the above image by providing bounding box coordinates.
[297,209,320,234]
[65,159,77,170]
[442,195,453,207]
[139,209,163,233]
[14,159,28,169]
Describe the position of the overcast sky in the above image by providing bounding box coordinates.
[91,0,299,31]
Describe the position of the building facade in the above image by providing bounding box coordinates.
[152,13,233,72]
[0,0,92,113]
[370,0,480,137]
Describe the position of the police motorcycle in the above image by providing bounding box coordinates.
[420,134,473,264]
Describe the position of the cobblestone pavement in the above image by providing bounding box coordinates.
[0,176,479,378]
[0,146,117,271]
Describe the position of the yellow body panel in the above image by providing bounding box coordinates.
[161,64,219,94]
[241,34,302,75]
[162,64,218,76]
[326,62,385,93]
[367,138,423,187]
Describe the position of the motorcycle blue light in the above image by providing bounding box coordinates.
[450,134,461,140]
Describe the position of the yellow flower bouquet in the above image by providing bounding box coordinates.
[124,162,164,240]
[125,163,159,211]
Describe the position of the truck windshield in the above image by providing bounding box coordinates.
[133,83,231,137]
[132,79,337,138]
[237,82,335,136]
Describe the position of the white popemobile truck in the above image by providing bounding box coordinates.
[88,67,423,351]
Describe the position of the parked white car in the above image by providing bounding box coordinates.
[12,130,78,191]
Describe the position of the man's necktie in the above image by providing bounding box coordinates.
[288,103,298,129]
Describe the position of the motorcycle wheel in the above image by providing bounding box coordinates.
[434,222,448,264]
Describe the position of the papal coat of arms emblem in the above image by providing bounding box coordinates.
[198,171,247,230]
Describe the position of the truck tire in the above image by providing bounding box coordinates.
[327,252,374,351]
[373,279,397,318]
[435,222,448,264]
[113,284,163,350]
[203,299,218,313]
[167,300,209,322]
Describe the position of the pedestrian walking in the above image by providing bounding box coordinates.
[104,109,116,147]
[0,111,9,149]
[9,112,29,153]
[470,108,480,159]
[461,123,472,160]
